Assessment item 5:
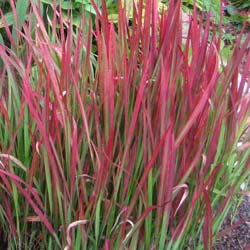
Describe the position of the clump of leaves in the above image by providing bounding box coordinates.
[0,0,250,250]
[40,0,101,27]
[229,0,250,10]
[224,2,250,26]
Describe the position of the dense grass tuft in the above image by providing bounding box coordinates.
[0,0,250,249]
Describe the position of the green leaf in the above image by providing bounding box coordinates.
[0,33,3,43]
[95,196,101,246]
[12,0,29,45]
[16,0,29,28]
[222,33,235,41]
[239,2,250,9]
[83,3,97,15]
[75,0,85,3]
[40,0,54,4]
[61,1,72,10]
[0,12,15,28]
[226,5,237,16]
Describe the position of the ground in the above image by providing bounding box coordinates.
[214,196,250,250]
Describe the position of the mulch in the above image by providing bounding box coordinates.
[0,228,8,250]
[214,196,250,250]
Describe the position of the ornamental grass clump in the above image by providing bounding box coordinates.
[0,0,250,249]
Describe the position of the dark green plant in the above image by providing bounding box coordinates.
[225,3,249,24]
[40,0,101,27]
[230,0,250,10]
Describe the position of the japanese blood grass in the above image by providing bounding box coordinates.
[0,0,250,249]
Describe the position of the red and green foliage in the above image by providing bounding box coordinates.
[0,0,250,249]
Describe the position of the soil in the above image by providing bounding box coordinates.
[0,228,8,250]
[214,196,250,250]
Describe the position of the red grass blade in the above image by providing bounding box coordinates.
[0,169,56,236]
